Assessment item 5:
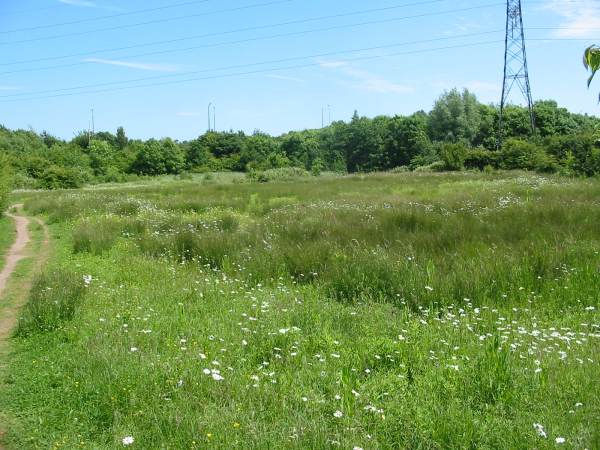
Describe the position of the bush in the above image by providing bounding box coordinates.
[414,161,446,173]
[500,139,559,173]
[388,166,410,173]
[464,148,498,170]
[16,270,87,336]
[440,142,469,170]
[544,133,600,176]
[247,167,310,182]
[39,165,85,189]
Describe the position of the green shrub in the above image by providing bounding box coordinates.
[39,165,85,189]
[500,139,558,172]
[16,270,87,336]
[247,167,310,182]
[388,166,410,173]
[440,143,469,170]
[464,148,498,170]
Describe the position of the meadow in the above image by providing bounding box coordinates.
[1,171,599,449]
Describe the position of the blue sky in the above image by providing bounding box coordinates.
[0,0,599,140]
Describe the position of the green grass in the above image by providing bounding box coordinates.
[1,171,599,449]
[0,215,15,272]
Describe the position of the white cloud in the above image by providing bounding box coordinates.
[266,74,305,83]
[59,0,97,7]
[84,58,178,72]
[543,0,600,37]
[318,59,414,94]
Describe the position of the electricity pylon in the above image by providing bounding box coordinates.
[499,0,535,144]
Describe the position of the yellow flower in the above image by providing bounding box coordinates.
[233,422,240,428]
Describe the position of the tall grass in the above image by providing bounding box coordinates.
[16,270,87,336]
[2,172,599,449]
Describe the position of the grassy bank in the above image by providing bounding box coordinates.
[1,172,599,449]
[0,214,15,273]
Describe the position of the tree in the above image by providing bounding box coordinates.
[428,89,481,145]
[131,139,184,175]
[88,140,116,177]
[584,45,600,100]
[116,126,128,150]
[385,114,431,167]
[337,112,387,172]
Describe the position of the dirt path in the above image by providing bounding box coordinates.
[0,205,30,299]
[0,205,50,342]
[0,206,50,449]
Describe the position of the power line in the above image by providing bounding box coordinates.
[0,0,453,66]
[2,30,592,99]
[0,30,507,99]
[1,0,215,34]
[0,2,502,76]
[0,33,592,104]
[0,40,506,104]
[0,0,295,46]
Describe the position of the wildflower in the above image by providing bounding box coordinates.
[83,275,92,286]
[122,436,134,446]
[555,437,565,444]
[425,286,434,292]
[333,410,343,418]
[533,423,547,438]
[130,347,138,353]
[211,372,224,381]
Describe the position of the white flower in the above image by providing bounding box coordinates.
[83,275,93,285]
[555,437,565,444]
[122,436,134,446]
[130,347,138,353]
[533,423,547,438]
[278,328,289,334]
[212,373,224,381]
[353,447,364,450]
[333,410,343,418]
[203,368,211,375]
[425,286,434,292]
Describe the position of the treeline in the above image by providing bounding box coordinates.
[1,89,599,190]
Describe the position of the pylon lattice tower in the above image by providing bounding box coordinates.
[499,0,535,140]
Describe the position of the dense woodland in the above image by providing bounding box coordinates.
[1,88,599,191]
